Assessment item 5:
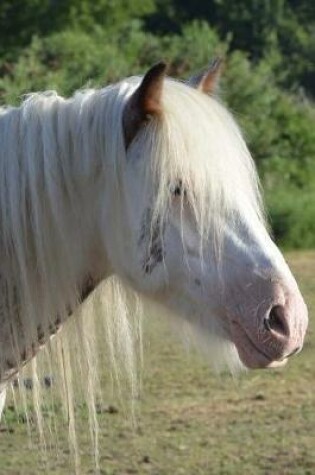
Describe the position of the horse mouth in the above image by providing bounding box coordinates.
[230,321,288,369]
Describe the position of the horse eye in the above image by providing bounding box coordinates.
[171,180,186,197]
[173,185,182,196]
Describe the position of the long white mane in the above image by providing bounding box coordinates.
[0,75,264,469]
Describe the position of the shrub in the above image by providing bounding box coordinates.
[0,20,314,249]
[266,187,315,249]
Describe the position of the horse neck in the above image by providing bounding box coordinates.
[23,91,116,278]
[0,92,121,385]
[28,91,117,293]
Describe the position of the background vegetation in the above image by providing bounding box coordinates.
[0,0,314,247]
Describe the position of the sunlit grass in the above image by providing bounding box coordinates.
[0,251,314,475]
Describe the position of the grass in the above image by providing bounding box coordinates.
[0,251,314,475]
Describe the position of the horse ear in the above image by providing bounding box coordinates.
[123,62,168,147]
[189,57,223,94]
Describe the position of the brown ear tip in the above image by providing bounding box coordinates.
[151,61,168,75]
[142,61,168,89]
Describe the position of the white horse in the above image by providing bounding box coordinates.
[0,60,308,460]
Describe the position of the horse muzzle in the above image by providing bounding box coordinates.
[228,278,308,369]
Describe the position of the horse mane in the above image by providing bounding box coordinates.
[0,86,141,468]
[0,75,264,470]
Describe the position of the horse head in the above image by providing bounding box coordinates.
[105,61,308,370]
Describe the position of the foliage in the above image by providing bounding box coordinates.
[267,189,315,248]
[147,0,315,97]
[0,0,314,249]
[0,0,155,57]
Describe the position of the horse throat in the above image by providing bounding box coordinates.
[0,273,101,390]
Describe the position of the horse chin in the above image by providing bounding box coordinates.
[236,344,289,369]
[231,327,289,370]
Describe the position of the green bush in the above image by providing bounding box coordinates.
[0,0,156,58]
[266,187,315,249]
[0,23,153,101]
[0,20,223,102]
[0,12,314,250]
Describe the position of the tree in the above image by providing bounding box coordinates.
[0,0,156,58]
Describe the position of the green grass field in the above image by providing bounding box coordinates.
[0,251,314,475]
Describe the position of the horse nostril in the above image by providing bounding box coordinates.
[264,305,289,336]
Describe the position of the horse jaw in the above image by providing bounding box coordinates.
[111,154,308,371]
[152,213,308,371]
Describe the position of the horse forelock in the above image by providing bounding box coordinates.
[122,77,265,257]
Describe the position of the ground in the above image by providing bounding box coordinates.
[0,251,314,474]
